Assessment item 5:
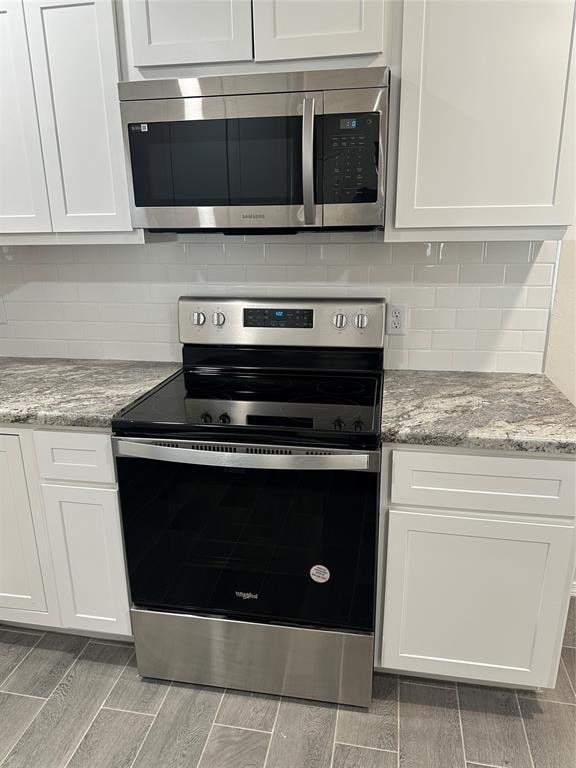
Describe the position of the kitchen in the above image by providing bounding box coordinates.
[0,1,575,767]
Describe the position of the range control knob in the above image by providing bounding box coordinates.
[333,418,345,431]
[354,313,369,329]
[219,413,231,424]
[200,412,213,424]
[332,313,348,329]
[353,420,364,432]
[191,311,206,326]
[212,311,226,327]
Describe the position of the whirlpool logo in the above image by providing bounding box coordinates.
[241,213,265,220]
[235,591,259,600]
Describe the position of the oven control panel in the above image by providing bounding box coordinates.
[179,298,385,348]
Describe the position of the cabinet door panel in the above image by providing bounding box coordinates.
[253,0,384,61]
[395,0,575,227]
[24,0,131,231]
[43,484,131,635]
[129,0,253,66]
[382,510,575,687]
[0,436,47,612]
[0,0,51,233]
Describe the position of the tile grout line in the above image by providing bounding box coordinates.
[262,695,282,768]
[455,684,469,768]
[335,741,399,754]
[515,692,536,768]
[194,690,226,768]
[0,631,45,689]
[125,679,173,768]
[209,721,273,735]
[328,704,339,768]
[0,636,91,768]
[560,654,576,701]
[60,646,135,768]
[400,679,455,691]
[0,689,47,701]
[101,705,155,719]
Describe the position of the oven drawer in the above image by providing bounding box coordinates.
[391,450,575,517]
[34,431,115,484]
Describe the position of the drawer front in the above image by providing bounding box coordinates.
[34,431,115,484]
[391,450,575,517]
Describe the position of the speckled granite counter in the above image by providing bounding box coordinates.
[0,358,180,428]
[382,371,576,455]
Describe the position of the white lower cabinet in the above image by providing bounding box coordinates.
[382,508,575,687]
[0,435,47,613]
[42,483,131,636]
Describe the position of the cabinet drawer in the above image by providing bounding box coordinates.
[391,450,575,517]
[34,431,115,484]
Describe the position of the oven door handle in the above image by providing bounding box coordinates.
[114,439,375,472]
[301,96,316,225]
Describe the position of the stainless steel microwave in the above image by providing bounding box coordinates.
[118,67,389,232]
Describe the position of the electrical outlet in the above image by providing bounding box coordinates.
[386,303,407,335]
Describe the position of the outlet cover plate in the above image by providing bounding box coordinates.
[386,303,407,335]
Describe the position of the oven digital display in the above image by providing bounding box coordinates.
[244,308,313,328]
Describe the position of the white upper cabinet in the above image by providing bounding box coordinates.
[24,0,131,231]
[395,0,575,228]
[128,0,253,66]
[253,0,384,61]
[0,1,51,233]
[0,435,47,614]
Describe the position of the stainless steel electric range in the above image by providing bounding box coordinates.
[112,297,385,707]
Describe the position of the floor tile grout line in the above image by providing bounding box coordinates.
[102,650,136,708]
[515,692,536,768]
[455,683,469,768]
[60,646,135,768]
[397,674,400,768]
[101,704,155,719]
[0,631,45,689]
[335,741,399,754]
[125,680,173,768]
[210,721,273,735]
[0,689,47,701]
[516,694,576,707]
[328,704,339,768]
[401,679,456,691]
[0,636,92,768]
[262,694,282,768]
[560,654,576,700]
[466,762,506,768]
[194,690,226,768]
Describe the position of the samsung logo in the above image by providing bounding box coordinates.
[241,213,265,220]
[235,591,259,600]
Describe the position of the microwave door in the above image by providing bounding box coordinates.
[121,92,324,230]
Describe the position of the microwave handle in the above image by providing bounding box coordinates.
[302,97,316,225]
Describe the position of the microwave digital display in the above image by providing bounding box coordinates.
[339,118,358,129]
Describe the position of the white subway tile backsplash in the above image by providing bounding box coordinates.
[0,239,559,374]
[456,309,502,329]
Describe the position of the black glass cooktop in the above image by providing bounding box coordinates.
[113,369,382,448]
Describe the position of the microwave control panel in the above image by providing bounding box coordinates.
[322,112,380,205]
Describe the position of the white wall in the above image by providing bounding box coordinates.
[545,240,576,404]
[0,238,557,371]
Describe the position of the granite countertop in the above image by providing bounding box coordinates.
[0,358,180,428]
[382,371,576,455]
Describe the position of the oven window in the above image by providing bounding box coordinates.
[118,458,377,633]
[127,116,317,208]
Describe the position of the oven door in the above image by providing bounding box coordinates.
[120,92,324,229]
[114,438,379,634]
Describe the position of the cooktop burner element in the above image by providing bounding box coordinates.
[113,297,386,450]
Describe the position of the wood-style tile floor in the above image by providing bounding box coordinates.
[0,597,574,768]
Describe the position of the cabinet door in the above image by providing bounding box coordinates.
[395,0,575,228]
[24,0,131,232]
[0,436,47,613]
[42,484,131,636]
[128,0,253,66]
[382,509,575,688]
[0,0,51,233]
[253,0,384,61]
